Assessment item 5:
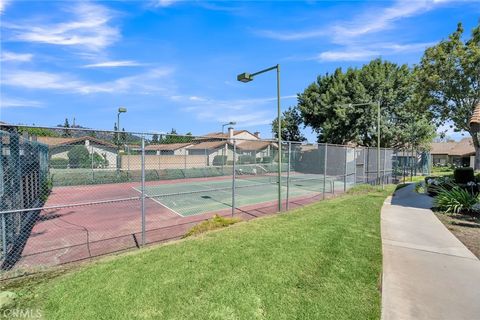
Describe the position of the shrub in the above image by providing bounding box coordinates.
[262,156,272,164]
[183,215,241,238]
[50,158,69,168]
[238,155,255,164]
[67,146,90,168]
[434,185,479,214]
[212,155,227,166]
[454,167,474,184]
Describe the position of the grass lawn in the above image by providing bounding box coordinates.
[7,185,394,320]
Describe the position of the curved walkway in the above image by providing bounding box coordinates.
[381,183,480,320]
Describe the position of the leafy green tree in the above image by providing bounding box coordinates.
[160,129,194,144]
[416,22,480,168]
[19,127,59,137]
[271,106,306,142]
[67,146,90,168]
[151,134,159,144]
[297,59,433,148]
[62,118,71,137]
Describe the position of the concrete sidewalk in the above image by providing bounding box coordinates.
[381,183,480,320]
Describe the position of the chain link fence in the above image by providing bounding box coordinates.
[0,124,423,278]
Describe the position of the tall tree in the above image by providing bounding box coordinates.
[151,134,159,144]
[271,106,306,142]
[416,22,480,168]
[297,59,434,148]
[62,118,71,137]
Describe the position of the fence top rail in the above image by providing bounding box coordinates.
[0,124,414,152]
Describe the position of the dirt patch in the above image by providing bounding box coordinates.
[435,213,480,258]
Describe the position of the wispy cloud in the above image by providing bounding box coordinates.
[153,0,180,7]
[82,60,143,68]
[2,67,174,94]
[317,49,380,62]
[256,0,445,42]
[0,97,44,108]
[178,95,297,127]
[4,2,119,51]
[315,41,434,62]
[0,51,33,62]
[0,0,10,15]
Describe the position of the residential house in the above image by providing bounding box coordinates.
[37,136,117,168]
[431,138,475,167]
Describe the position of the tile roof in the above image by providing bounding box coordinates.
[430,138,475,157]
[37,136,116,148]
[187,141,229,150]
[236,140,277,151]
[145,143,192,151]
[469,102,480,129]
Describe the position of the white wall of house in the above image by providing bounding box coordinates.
[50,140,117,168]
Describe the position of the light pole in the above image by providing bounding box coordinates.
[222,121,236,134]
[116,107,127,172]
[117,107,127,144]
[237,64,282,212]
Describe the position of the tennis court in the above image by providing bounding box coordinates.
[134,172,339,217]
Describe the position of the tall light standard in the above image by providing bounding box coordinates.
[116,107,127,172]
[117,107,127,143]
[237,64,282,211]
[222,121,236,134]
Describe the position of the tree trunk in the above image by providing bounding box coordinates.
[470,131,480,170]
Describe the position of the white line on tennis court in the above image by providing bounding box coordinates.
[131,186,184,217]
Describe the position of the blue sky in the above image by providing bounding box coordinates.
[0,0,479,141]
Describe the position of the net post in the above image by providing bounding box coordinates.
[323,143,327,199]
[231,140,236,217]
[344,146,347,192]
[286,141,291,211]
[141,136,146,246]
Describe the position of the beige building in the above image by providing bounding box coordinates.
[431,138,475,167]
[37,136,118,168]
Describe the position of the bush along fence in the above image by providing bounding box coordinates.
[0,124,428,278]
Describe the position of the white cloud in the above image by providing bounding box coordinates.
[4,2,119,51]
[0,0,10,15]
[0,97,44,108]
[179,95,297,127]
[255,29,327,41]
[153,0,180,7]
[0,51,33,62]
[257,0,447,42]
[332,0,432,41]
[317,49,380,62]
[315,41,434,62]
[1,67,174,94]
[82,60,143,68]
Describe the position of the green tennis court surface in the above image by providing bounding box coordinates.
[136,174,339,217]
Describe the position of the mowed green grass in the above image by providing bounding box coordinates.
[15,185,393,320]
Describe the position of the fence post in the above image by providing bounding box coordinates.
[382,148,387,189]
[353,147,357,186]
[344,146,347,192]
[364,147,367,184]
[286,142,291,211]
[91,144,94,183]
[184,149,187,176]
[323,143,327,199]
[232,140,236,216]
[1,213,6,260]
[127,146,131,180]
[141,136,146,246]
